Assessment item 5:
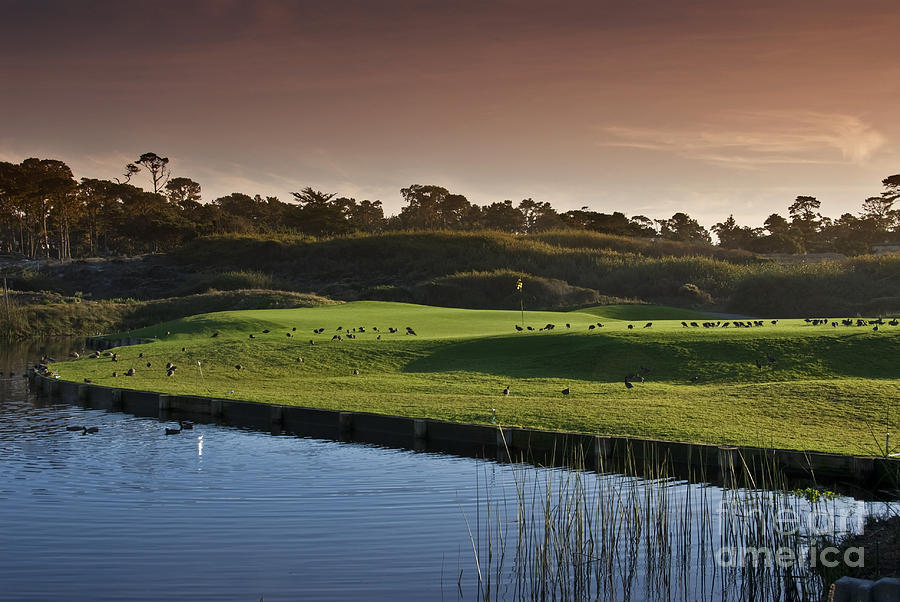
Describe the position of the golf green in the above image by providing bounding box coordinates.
[55,301,899,456]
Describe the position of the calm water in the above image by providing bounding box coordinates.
[0,340,880,601]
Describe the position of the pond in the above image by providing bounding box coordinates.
[0,340,884,601]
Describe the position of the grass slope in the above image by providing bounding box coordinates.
[56,301,899,455]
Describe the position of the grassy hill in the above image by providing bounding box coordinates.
[8,231,900,330]
[166,231,900,315]
[54,301,900,455]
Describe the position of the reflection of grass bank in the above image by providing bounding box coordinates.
[828,514,900,581]
[57,301,899,455]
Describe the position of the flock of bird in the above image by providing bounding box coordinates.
[806,317,898,331]
[37,312,898,416]
[62,419,195,437]
[681,320,774,328]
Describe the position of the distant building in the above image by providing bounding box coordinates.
[871,243,900,255]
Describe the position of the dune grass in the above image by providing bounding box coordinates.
[54,301,900,456]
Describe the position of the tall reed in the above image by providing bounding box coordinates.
[464,438,878,601]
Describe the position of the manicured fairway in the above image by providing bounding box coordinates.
[55,301,899,455]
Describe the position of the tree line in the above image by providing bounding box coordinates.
[0,153,897,259]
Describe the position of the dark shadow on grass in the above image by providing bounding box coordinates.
[401,331,900,382]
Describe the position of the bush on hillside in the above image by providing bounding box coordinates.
[175,270,291,295]
[365,270,605,310]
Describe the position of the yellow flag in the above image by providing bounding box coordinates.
[516,278,523,291]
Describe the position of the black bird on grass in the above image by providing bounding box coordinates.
[515,325,523,331]
[503,385,510,396]
[262,329,270,334]
[624,378,633,389]
[690,375,699,383]
[561,387,570,395]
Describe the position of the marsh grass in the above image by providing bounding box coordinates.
[464,437,878,601]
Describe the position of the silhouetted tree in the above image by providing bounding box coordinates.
[518,199,562,232]
[788,195,824,251]
[348,199,385,232]
[882,174,900,202]
[712,215,762,249]
[825,213,870,255]
[129,152,171,194]
[398,184,450,230]
[763,213,790,235]
[479,200,524,232]
[291,188,351,236]
[656,212,711,244]
[164,177,202,209]
[860,196,896,235]
[630,215,657,237]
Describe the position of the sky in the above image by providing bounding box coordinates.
[1,0,899,228]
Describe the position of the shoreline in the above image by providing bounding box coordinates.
[30,368,900,496]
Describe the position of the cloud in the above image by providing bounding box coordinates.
[599,111,887,168]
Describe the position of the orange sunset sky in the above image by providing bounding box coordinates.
[1,0,898,227]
